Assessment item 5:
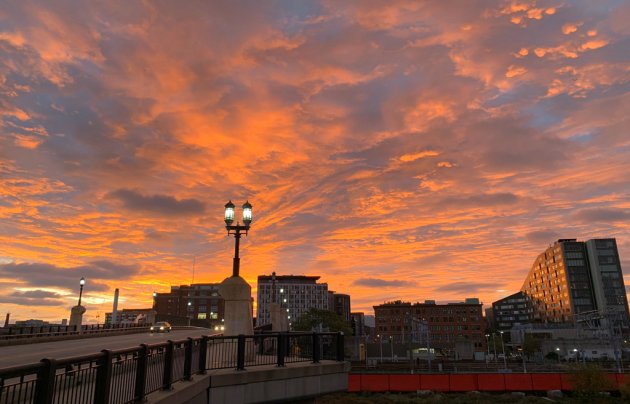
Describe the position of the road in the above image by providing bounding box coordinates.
[0,328,217,368]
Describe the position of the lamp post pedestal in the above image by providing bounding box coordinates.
[219,276,255,363]
[219,276,254,336]
[269,302,289,332]
[69,305,86,329]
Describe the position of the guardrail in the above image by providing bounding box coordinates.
[0,332,345,404]
[0,324,148,341]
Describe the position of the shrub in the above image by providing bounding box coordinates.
[568,364,615,402]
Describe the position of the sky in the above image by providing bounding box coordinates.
[1,0,630,323]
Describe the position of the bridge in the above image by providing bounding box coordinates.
[0,331,348,403]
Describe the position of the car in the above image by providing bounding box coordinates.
[150,321,171,333]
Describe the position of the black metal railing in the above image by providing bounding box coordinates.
[0,332,344,404]
[0,323,150,342]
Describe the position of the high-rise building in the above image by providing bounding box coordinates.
[585,239,629,325]
[332,293,351,323]
[491,291,533,330]
[520,238,629,329]
[373,298,485,353]
[154,283,225,326]
[256,275,329,326]
[351,312,366,336]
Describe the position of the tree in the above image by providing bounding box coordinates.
[292,308,352,336]
[545,351,559,361]
[522,334,542,359]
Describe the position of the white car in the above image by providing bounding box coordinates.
[150,321,172,333]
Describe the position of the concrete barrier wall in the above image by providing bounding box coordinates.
[348,372,628,392]
[0,327,150,347]
[147,361,350,404]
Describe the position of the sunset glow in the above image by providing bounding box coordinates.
[1,1,629,323]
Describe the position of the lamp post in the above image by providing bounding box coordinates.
[224,200,252,278]
[492,333,498,364]
[378,334,383,364]
[485,334,490,361]
[152,292,157,310]
[499,331,507,369]
[555,347,561,364]
[78,277,86,306]
[390,336,394,362]
[423,318,432,372]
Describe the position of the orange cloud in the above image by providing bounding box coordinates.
[399,150,440,162]
[506,65,527,78]
[1,0,629,322]
[562,23,581,35]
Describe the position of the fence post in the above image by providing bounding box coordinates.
[94,350,113,404]
[34,358,56,404]
[134,344,148,402]
[277,334,286,367]
[162,341,174,390]
[236,335,246,371]
[336,332,344,362]
[312,333,321,363]
[258,335,264,355]
[184,338,193,380]
[199,336,208,374]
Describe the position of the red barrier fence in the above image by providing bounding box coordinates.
[348,373,628,392]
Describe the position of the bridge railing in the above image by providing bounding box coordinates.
[0,331,345,404]
[0,323,149,342]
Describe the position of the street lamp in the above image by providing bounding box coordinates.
[423,318,432,372]
[389,336,394,362]
[485,334,490,360]
[492,333,498,363]
[499,331,507,369]
[78,277,86,306]
[555,347,561,364]
[224,200,253,277]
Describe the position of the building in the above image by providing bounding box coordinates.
[351,312,365,336]
[492,291,534,330]
[154,283,225,326]
[332,293,351,323]
[485,307,495,330]
[14,319,49,327]
[373,298,486,354]
[585,239,629,327]
[105,308,154,325]
[520,238,629,330]
[256,274,329,326]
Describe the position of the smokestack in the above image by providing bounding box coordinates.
[112,289,119,324]
[4,313,9,328]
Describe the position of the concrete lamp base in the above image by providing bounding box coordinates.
[219,276,254,336]
[69,305,86,328]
